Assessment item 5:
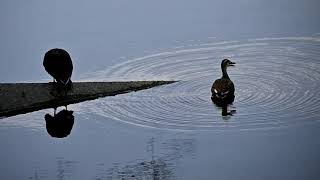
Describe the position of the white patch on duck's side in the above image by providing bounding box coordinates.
[214,89,229,95]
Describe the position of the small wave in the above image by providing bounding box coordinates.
[3,36,319,131]
[79,37,320,131]
[81,36,320,131]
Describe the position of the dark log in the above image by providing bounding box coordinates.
[0,81,175,117]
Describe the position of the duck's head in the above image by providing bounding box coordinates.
[221,59,236,69]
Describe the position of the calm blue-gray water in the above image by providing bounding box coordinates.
[1,1,320,179]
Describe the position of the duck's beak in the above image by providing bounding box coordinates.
[229,61,236,66]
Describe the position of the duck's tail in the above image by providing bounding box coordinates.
[211,93,235,106]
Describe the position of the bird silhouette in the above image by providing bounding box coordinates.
[43,48,73,90]
[211,59,236,116]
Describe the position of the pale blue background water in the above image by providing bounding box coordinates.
[1,1,320,180]
[1,0,319,82]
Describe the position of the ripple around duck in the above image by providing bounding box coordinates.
[84,37,320,131]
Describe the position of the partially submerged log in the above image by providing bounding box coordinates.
[0,81,175,117]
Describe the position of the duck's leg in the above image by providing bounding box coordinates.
[222,106,229,116]
[222,105,236,116]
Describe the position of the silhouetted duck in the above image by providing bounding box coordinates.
[43,48,73,89]
[211,59,236,105]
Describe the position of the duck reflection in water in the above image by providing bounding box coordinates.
[211,59,236,116]
[44,107,74,138]
[212,97,236,117]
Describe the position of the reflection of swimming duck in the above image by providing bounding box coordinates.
[43,48,73,89]
[211,59,236,105]
[45,109,74,138]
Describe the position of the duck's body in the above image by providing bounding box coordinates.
[211,59,235,105]
[43,48,73,88]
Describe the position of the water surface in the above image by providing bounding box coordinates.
[1,36,320,180]
[81,36,320,131]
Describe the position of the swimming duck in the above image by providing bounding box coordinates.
[211,59,236,105]
[43,48,73,89]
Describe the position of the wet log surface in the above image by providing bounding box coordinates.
[0,81,176,117]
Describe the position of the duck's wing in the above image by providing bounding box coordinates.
[211,79,234,97]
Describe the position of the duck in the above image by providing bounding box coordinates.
[211,59,236,105]
[43,48,73,89]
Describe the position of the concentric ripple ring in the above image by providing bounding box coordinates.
[84,36,320,131]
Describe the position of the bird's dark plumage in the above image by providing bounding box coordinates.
[43,48,73,87]
[211,59,235,105]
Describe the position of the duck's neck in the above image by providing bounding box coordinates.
[221,66,229,79]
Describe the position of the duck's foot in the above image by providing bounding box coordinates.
[222,106,236,116]
[229,109,237,115]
